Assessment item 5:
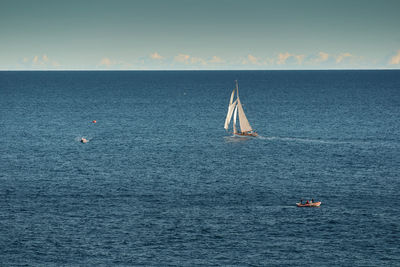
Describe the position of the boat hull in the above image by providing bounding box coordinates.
[296,202,321,207]
[234,132,258,137]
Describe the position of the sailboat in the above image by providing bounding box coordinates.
[224,81,258,137]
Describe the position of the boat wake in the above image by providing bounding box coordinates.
[256,135,346,144]
[224,135,252,142]
[257,135,400,147]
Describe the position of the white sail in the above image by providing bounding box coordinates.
[224,81,256,136]
[224,100,237,130]
[237,98,253,132]
[233,104,238,134]
[229,88,235,105]
[224,89,236,130]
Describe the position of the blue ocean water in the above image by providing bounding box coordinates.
[0,70,399,266]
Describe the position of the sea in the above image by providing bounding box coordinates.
[0,70,399,266]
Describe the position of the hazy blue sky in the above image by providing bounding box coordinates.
[1,0,399,70]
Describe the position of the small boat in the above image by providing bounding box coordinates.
[224,81,258,137]
[296,201,321,207]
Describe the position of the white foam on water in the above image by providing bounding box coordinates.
[223,135,251,142]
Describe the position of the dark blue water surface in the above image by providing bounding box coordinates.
[0,70,399,266]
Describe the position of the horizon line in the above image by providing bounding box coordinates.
[1,68,399,72]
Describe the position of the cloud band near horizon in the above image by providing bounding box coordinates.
[12,50,400,70]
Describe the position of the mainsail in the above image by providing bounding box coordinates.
[237,98,253,132]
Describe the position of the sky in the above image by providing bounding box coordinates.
[0,0,399,70]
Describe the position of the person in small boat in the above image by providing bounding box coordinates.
[300,199,303,204]
[306,200,309,204]
[311,198,314,203]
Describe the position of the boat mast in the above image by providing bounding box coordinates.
[233,105,238,134]
[235,80,242,133]
[235,80,239,99]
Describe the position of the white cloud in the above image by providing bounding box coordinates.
[336,52,352,63]
[277,52,291,65]
[318,52,329,62]
[209,56,224,63]
[389,50,400,65]
[173,54,206,65]
[174,54,190,63]
[247,54,258,64]
[277,52,304,65]
[98,57,134,69]
[305,52,330,65]
[241,54,263,65]
[265,57,275,65]
[295,54,305,64]
[150,52,163,60]
[190,57,206,65]
[99,57,113,66]
[52,61,61,67]
[25,54,61,68]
